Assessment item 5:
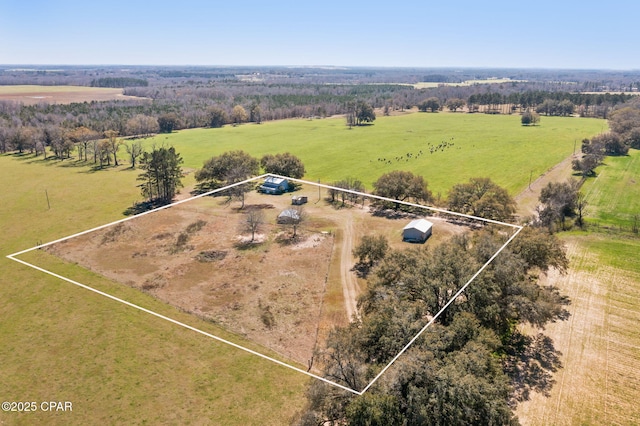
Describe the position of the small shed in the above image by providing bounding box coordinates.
[259,177,290,194]
[277,209,301,224]
[402,219,433,243]
[292,195,308,205]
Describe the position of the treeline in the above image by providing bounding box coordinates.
[468,91,632,117]
[2,73,639,156]
[90,77,149,88]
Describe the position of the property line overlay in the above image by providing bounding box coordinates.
[6,174,523,396]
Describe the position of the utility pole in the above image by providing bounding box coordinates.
[45,189,51,210]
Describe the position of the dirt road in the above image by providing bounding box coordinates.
[514,154,577,218]
[340,213,360,322]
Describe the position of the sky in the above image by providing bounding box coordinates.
[1,0,638,69]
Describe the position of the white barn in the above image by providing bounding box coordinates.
[402,219,433,243]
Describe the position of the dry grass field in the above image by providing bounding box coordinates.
[0,85,148,104]
[516,234,640,425]
[40,184,472,375]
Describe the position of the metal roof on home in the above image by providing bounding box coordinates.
[264,176,288,185]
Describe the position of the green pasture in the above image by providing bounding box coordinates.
[0,112,607,424]
[146,113,605,196]
[582,148,640,228]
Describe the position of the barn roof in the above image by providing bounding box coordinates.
[278,209,301,220]
[403,219,433,233]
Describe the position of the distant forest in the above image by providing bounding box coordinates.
[1,66,639,153]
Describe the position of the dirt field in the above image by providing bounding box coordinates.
[45,184,472,370]
[0,85,148,105]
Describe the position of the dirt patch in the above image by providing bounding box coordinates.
[46,186,476,369]
[0,85,149,105]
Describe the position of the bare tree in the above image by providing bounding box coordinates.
[104,130,121,166]
[243,209,265,242]
[125,140,143,168]
[287,205,306,238]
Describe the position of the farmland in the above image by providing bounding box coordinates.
[516,233,640,425]
[145,113,605,196]
[516,150,640,424]
[0,111,627,425]
[0,85,147,105]
[581,149,640,228]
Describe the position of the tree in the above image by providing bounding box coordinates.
[446,98,466,112]
[521,110,540,125]
[281,205,306,238]
[158,113,180,133]
[609,106,640,139]
[538,179,580,231]
[260,152,305,178]
[104,130,121,166]
[125,140,144,168]
[509,227,569,273]
[242,208,265,242]
[572,153,600,177]
[300,229,570,424]
[447,177,516,221]
[195,150,259,207]
[353,235,388,272]
[249,103,262,124]
[137,146,184,204]
[195,150,260,186]
[208,106,228,128]
[373,171,432,211]
[44,126,73,159]
[125,114,158,137]
[418,97,440,112]
[356,101,376,125]
[231,105,248,125]
[575,191,588,229]
[68,126,99,162]
[346,101,357,129]
[329,177,366,207]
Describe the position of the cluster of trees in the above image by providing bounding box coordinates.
[194,151,305,207]
[368,172,516,223]
[346,101,376,128]
[137,146,184,204]
[447,177,516,221]
[90,77,149,88]
[572,97,640,176]
[328,178,366,207]
[298,227,570,425]
[468,91,630,118]
[1,78,636,157]
[534,179,587,231]
[372,171,432,211]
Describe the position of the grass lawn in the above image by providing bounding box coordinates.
[581,148,640,229]
[145,113,605,196]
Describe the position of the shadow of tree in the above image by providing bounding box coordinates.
[503,331,563,405]
[123,199,171,216]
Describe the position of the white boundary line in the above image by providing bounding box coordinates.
[6,174,523,396]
